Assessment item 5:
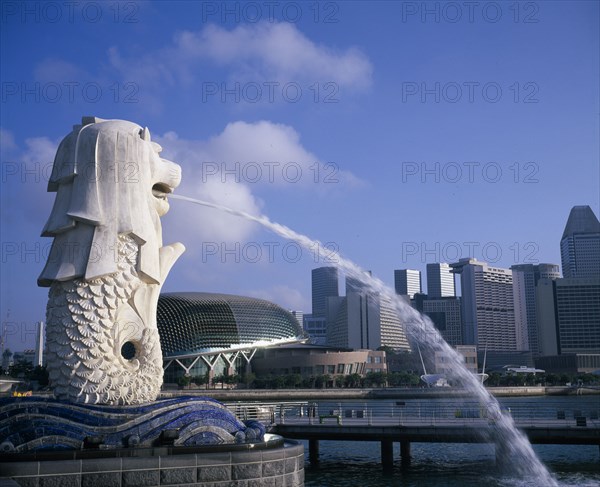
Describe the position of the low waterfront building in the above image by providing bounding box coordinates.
[250,344,387,378]
[434,345,478,375]
[534,354,600,374]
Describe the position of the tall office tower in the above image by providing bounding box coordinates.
[535,278,559,356]
[394,269,422,299]
[450,258,516,352]
[326,293,410,352]
[422,298,462,346]
[511,264,560,354]
[311,267,339,317]
[560,205,600,278]
[536,278,600,354]
[555,278,600,353]
[345,270,372,295]
[426,263,456,298]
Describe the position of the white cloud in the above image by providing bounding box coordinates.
[0,135,58,238]
[17,136,58,208]
[34,58,86,84]
[156,120,363,251]
[0,128,17,156]
[108,21,372,92]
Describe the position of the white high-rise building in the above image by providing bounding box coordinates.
[426,263,456,298]
[511,264,560,353]
[450,259,516,352]
[326,276,410,352]
[394,269,421,299]
[290,311,304,327]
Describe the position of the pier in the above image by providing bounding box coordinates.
[225,400,600,470]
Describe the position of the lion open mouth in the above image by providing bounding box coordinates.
[152,183,172,200]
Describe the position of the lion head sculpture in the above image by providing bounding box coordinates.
[39,117,181,286]
[39,117,185,405]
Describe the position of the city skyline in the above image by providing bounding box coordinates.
[1,2,599,351]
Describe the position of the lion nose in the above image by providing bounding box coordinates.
[158,158,182,191]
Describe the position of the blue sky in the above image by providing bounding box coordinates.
[1,1,599,351]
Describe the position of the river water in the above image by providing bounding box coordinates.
[300,396,600,487]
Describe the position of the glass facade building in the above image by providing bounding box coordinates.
[157,292,305,357]
[560,205,600,279]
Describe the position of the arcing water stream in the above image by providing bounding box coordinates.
[170,193,558,486]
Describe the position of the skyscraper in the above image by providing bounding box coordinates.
[511,263,560,354]
[554,278,600,353]
[426,263,456,298]
[560,205,600,278]
[422,298,462,346]
[311,267,338,317]
[536,277,600,354]
[394,269,422,299]
[450,258,516,352]
[326,290,410,352]
[346,270,372,295]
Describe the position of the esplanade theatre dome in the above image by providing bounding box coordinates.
[157,292,305,357]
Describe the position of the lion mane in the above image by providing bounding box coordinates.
[39,117,179,286]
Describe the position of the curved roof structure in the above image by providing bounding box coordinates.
[157,292,305,358]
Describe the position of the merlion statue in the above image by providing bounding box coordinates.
[38,117,185,405]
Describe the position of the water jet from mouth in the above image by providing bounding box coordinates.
[170,193,558,486]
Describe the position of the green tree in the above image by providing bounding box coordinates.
[284,374,302,389]
[315,374,331,389]
[271,375,286,389]
[9,359,33,378]
[488,372,502,387]
[28,365,49,387]
[2,348,12,366]
[364,371,387,387]
[192,374,209,387]
[243,372,256,388]
[344,373,362,388]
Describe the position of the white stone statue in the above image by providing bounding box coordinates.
[38,117,185,405]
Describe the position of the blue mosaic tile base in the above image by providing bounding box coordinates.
[0,396,265,452]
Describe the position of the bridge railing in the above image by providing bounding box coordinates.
[224,400,600,428]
